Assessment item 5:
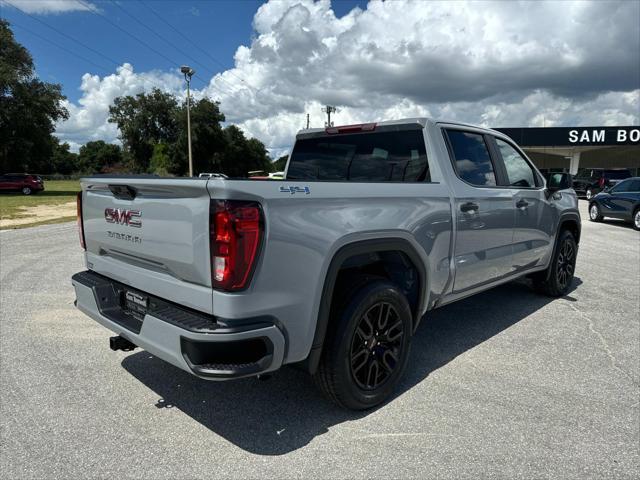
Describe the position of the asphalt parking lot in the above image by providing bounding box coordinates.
[1,200,638,479]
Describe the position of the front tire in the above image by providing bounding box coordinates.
[313,280,413,410]
[589,203,603,222]
[633,208,640,231]
[21,186,32,195]
[534,230,577,297]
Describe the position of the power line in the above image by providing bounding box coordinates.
[6,8,187,98]
[6,2,123,68]
[109,0,207,72]
[11,20,113,74]
[6,1,232,101]
[106,0,236,96]
[138,0,260,94]
[6,5,159,87]
[82,1,222,93]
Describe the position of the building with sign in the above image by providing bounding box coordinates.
[494,126,640,176]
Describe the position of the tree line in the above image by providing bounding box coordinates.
[0,20,277,177]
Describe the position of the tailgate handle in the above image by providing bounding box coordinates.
[109,184,137,200]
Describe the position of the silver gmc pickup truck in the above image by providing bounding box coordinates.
[72,118,580,409]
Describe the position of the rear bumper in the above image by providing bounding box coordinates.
[72,270,286,380]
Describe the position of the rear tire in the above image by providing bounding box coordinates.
[589,203,603,222]
[533,230,577,297]
[313,280,412,410]
[633,208,640,231]
[586,188,593,200]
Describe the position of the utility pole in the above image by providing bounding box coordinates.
[306,113,310,129]
[181,65,195,176]
[322,105,336,127]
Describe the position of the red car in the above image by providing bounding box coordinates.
[0,173,45,195]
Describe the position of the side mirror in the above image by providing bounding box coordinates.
[547,173,572,192]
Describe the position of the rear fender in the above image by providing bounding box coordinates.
[305,238,427,374]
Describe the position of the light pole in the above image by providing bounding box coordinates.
[181,65,195,176]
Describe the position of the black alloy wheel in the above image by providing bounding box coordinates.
[314,279,413,410]
[350,301,404,390]
[556,237,576,291]
[533,229,578,297]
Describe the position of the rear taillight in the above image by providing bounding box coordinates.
[599,177,605,188]
[77,192,85,250]
[210,200,263,291]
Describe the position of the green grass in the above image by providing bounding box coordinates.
[2,215,78,230]
[0,180,80,220]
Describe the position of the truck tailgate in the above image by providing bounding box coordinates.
[81,177,213,312]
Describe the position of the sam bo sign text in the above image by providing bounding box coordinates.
[569,128,640,144]
[495,126,640,147]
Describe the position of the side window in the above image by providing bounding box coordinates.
[446,130,496,186]
[495,138,538,188]
[611,179,634,193]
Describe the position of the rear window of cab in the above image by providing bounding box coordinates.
[286,130,430,182]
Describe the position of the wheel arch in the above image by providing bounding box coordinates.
[305,238,428,374]
[536,210,581,285]
[558,211,581,244]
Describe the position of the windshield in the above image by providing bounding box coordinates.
[287,130,430,182]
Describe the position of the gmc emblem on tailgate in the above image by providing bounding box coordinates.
[104,208,142,227]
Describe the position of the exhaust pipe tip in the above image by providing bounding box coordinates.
[110,335,137,352]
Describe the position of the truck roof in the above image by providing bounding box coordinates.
[296,117,503,138]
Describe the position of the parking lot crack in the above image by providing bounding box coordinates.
[567,303,638,387]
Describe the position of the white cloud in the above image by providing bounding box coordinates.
[55,64,184,150]
[1,0,96,14]
[55,0,640,156]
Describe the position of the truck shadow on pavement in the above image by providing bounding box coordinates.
[122,276,582,456]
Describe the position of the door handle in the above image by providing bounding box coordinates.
[516,199,529,209]
[460,202,479,213]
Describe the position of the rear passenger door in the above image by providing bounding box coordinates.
[606,179,640,218]
[443,128,515,292]
[491,136,554,272]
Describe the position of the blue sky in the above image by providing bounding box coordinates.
[2,0,365,103]
[1,1,638,155]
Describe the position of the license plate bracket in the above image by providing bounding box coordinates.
[122,289,148,320]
